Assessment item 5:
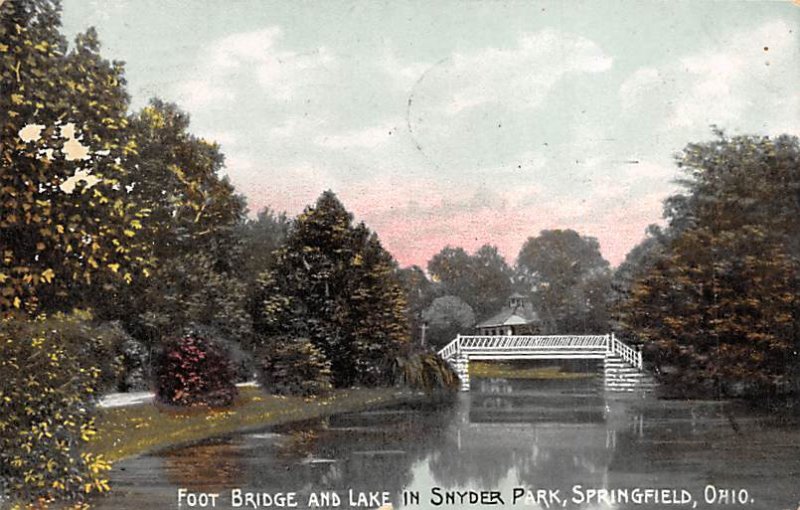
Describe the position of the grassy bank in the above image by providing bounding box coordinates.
[89,387,417,462]
[470,362,596,380]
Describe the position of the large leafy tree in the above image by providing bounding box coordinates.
[516,229,612,333]
[254,191,410,386]
[427,244,513,320]
[421,295,476,350]
[1,0,149,314]
[623,227,797,395]
[95,101,251,350]
[619,133,800,396]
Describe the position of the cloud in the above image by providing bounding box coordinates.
[406,29,613,116]
[315,121,401,149]
[620,20,800,136]
[174,79,235,110]
[173,26,338,110]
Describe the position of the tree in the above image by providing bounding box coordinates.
[99,101,250,351]
[610,225,668,326]
[621,226,798,396]
[427,244,513,319]
[516,229,612,333]
[237,207,291,279]
[254,191,410,387]
[397,265,436,344]
[421,295,476,350]
[618,133,800,397]
[1,1,150,314]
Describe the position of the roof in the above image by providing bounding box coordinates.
[475,302,539,329]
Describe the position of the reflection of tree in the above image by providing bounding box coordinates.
[240,402,457,506]
[429,381,617,491]
[163,437,246,492]
[428,433,518,488]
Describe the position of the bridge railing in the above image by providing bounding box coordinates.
[438,337,461,361]
[438,334,643,370]
[458,335,609,351]
[610,333,642,369]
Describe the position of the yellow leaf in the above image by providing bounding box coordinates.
[108,263,119,273]
[13,297,20,309]
[41,268,55,283]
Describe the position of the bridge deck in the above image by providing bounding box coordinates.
[439,334,642,369]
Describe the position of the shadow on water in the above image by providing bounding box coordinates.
[95,372,800,510]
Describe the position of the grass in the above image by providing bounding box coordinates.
[470,362,596,380]
[89,386,416,462]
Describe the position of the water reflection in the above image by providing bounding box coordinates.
[96,377,800,510]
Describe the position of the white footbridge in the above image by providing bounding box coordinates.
[437,334,656,392]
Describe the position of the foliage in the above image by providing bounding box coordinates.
[610,225,668,322]
[35,311,132,393]
[389,350,459,393]
[397,265,435,344]
[618,133,800,397]
[0,0,151,314]
[0,315,111,505]
[516,229,612,333]
[623,227,798,397]
[256,337,333,397]
[237,207,291,279]
[154,335,238,407]
[133,252,252,347]
[99,101,250,348]
[421,295,476,349]
[116,336,149,392]
[254,191,410,387]
[427,245,513,320]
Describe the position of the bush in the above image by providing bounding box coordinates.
[117,337,149,392]
[44,312,129,393]
[0,315,112,506]
[257,337,333,397]
[155,335,238,407]
[390,350,460,393]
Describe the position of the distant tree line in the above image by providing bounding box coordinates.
[402,229,614,350]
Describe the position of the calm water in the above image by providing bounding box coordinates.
[95,374,800,510]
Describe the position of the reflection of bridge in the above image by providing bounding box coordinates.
[438,334,655,392]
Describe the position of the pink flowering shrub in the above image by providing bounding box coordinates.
[155,335,238,407]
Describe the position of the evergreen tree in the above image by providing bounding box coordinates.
[254,191,410,386]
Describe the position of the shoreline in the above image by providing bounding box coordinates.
[90,386,437,463]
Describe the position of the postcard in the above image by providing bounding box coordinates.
[1,1,799,509]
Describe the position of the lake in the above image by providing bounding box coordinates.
[95,373,800,510]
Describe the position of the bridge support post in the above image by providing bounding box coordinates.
[454,353,470,392]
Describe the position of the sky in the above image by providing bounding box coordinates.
[60,0,800,268]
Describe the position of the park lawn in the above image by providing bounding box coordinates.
[470,362,596,380]
[89,386,413,462]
